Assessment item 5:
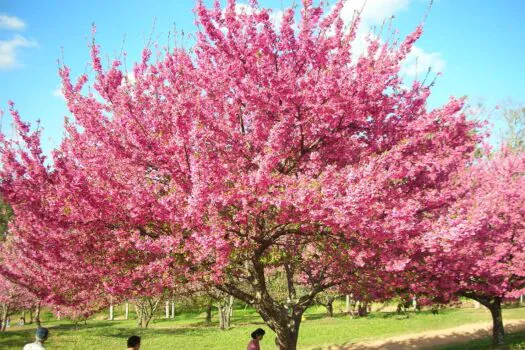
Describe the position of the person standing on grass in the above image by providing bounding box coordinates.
[23,327,49,350]
[127,335,141,350]
[247,328,265,350]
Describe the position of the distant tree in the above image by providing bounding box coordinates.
[502,106,525,151]
[421,150,525,346]
[0,275,34,331]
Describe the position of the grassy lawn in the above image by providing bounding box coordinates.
[0,305,524,349]
[437,331,525,350]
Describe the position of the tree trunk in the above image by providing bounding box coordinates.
[109,302,114,321]
[28,308,33,324]
[218,303,224,329]
[165,301,169,318]
[215,256,328,349]
[463,294,505,347]
[257,307,302,350]
[170,300,175,319]
[345,295,350,314]
[21,310,26,324]
[34,303,41,328]
[326,300,334,317]
[275,321,301,350]
[487,298,505,347]
[205,303,212,323]
[217,297,233,330]
[1,304,7,332]
[358,301,368,317]
[125,303,129,320]
[134,298,160,328]
[135,304,142,328]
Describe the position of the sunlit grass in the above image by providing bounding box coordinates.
[0,304,524,349]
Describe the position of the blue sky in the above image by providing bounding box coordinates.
[1,0,524,154]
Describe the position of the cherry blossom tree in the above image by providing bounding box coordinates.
[0,1,481,348]
[0,275,34,331]
[421,149,525,346]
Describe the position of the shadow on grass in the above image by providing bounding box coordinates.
[99,324,253,341]
[0,321,118,348]
[304,310,446,321]
[437,328,525,350]
[51,321,116,331]
[0,328,35,349]
[311,321,525,350]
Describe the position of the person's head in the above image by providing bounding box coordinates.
[251,328,265,341]
[35,328,49,343]
[127,335,141,349]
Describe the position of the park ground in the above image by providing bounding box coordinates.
[0,304,524,349]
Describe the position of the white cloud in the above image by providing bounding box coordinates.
[52,86,65,100]
[336,0,446,78]
[125,71,136,85]
[402,46,445,77]
[0,34,38,70]
[340,0,410,26]
[269,9,284,29]
[222,1,446,79]
[0,13,26,31]
[338,0,411,61]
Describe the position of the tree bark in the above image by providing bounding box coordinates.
[214,247,332,349]
[487,298,505,347]
[134,304,142,328]
[125,302,129,320]
[134,298,160,328]
[463,293,505,347]
[1,304,7,332]
[217,262,324,349]
[218,303,224,329]
[205,303,212,323]
[256,305,303,350]
[358,301,369,317]
[165,301,169,318]
[170,300,175,319]
[34,303,41,328]
[217,296,233,329]
[109,302,114,321]
[326,300,334,317]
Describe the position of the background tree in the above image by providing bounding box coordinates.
[501,105,525,151]
[0,275,34,331]
[420,150,525,346]
[134,296,161,329]
[0,198,12,242]
[314,289,341,318]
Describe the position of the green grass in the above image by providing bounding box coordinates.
[0,306,524,349]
